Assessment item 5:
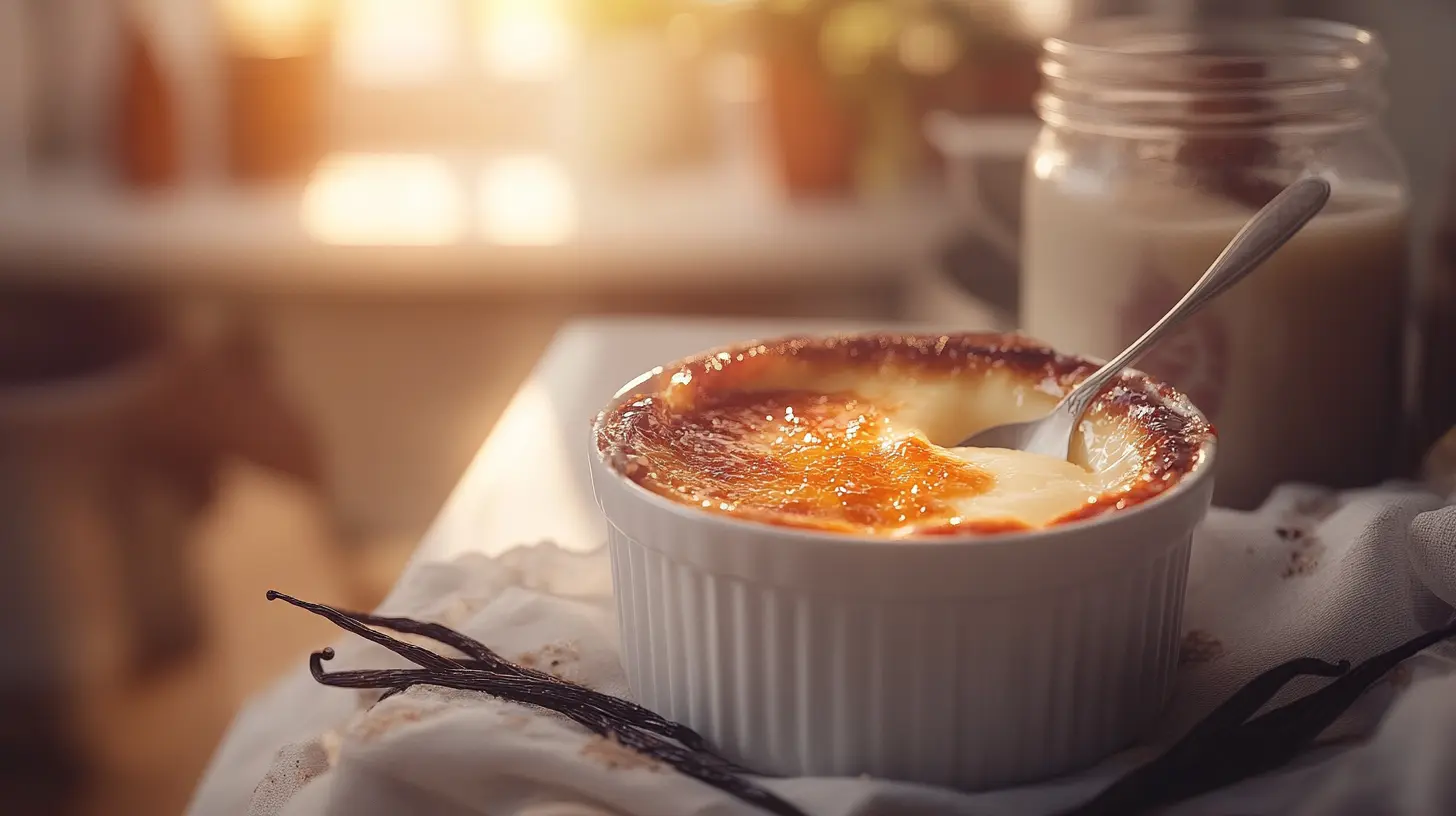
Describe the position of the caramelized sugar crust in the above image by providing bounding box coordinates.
[607,389,998,534]
[596,333,1214,537]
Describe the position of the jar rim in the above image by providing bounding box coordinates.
[1038,16,1386,137]
[1044,17,1384,75]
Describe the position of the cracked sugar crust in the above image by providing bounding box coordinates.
[596,332,1214,537]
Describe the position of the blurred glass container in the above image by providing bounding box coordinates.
[30,0,122,171]
[1021,17,1410,509]
[554,12,713,176]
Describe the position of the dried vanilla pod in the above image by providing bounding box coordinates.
[270,593,731,759]
[1065,619,1456,816]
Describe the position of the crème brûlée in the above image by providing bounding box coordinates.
[595,333,1214,537]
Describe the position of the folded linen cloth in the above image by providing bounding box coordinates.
[188,484,1456,816]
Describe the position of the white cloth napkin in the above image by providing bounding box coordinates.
[189,484,1456,816]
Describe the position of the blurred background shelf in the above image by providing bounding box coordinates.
[0,162,958,296]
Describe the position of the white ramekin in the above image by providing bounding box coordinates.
[588,345,1216,790]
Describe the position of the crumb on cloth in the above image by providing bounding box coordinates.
[247,741,330,816]
[517,641,582,677]
[1179,630,1226,666]
[344,698,450,744]
[1280,535,1324,579]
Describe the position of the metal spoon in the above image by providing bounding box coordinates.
[956,175,1332,459]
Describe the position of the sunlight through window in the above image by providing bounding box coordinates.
[335,0,460,86]
[477,0,576,81]
[217,0,329,58]
[477,155,578,246]
[1011,0,1071,39]
[302,154,465,246]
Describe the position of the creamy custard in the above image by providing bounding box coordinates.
[596,334,1213,538]
[944,447,1108,528]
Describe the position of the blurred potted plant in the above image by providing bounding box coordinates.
[752,0,1041,198]
[556,0,713,175]
[754,0,860,197]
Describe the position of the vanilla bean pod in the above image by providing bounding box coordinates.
[308,650,719,750]
[340,609,723,757]
[451,656,728,757]
[267,592,461,671]
[1229,620,1456,760]
[1065,620,1456,816]
[1061,657,1355,816]
[352,611,497,661]
[274,594,731,760]
[1177,657,1350,745]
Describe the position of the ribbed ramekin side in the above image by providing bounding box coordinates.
[606,527,1193,789]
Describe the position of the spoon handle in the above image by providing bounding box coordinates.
[1060,176,1332,422]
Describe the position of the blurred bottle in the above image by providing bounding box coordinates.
[129,0,228,187]
[118,13,181,188]
[216,0,330,183]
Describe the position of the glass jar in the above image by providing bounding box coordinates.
[1021,17,1410,510]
